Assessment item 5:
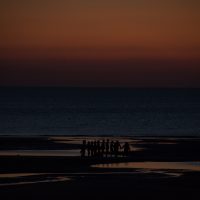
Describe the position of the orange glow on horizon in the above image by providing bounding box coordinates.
[0,0,200,87]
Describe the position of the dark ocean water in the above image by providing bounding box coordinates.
[0,87,200,136]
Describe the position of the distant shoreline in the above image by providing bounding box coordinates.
[1,86,200,89]
[0,135,200,138]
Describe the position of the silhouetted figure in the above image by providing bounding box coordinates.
[80,140,87,157]
[110,141,115,156]
[94,141,97,156]
[81,139,127,158]
[105,139,110,157]
[91,141,94,156]
[101,140,105,156]
[97,140,101,156]
[87,141,91,157]
[122,142,130,156]
[114,140,121,157]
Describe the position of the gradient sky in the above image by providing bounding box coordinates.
[1,0,200,87]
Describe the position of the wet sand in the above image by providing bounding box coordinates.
[0,136,200,200]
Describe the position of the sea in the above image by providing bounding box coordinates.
[0,87,200,136]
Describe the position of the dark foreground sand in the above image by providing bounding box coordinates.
[0,136,200,200]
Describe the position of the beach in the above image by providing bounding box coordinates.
[0,136,200,200]
[1,0,200,198]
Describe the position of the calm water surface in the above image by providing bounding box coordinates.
[0,88,200,136]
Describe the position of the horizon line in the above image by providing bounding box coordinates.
[0,86,200,89]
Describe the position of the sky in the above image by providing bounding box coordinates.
[0,0,200,87]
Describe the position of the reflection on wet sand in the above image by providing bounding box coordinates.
[0,173,71,187]
[92,162,200,171]
[0,173,40,178]
[0,170,179,187]
[1,161,200,187]
[0,150,80,157]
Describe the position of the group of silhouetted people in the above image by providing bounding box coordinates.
[80,139,130,158]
